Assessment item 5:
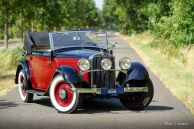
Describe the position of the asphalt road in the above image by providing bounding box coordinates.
[0,35,194,129]
[0,41,20,46]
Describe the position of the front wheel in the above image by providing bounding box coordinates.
[49,75,82,113]
[119,79,154,110]
[18,70,33,103]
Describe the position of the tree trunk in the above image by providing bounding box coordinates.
[41,17,44,31]
[3,0,8,48]
[31,21,34,31]
[20,18,24,43]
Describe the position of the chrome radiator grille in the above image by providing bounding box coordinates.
[90,56,116,88]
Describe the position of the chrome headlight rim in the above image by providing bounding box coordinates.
[101,58,112,71]
[78,58,90,71]
[119,57,131,70]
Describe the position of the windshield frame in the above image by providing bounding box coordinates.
[49,30,108,51]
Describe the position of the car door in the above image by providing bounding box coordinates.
[28,55,39,90]
[29,52,57,91]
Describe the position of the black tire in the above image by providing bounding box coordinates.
[18,69,33,103]
[49,75,83,113]
[119,79,154,110]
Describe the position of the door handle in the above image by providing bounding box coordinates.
[48,61,53,66]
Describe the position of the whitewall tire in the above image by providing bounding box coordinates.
[18,70,33,103]
[49,75,82,113]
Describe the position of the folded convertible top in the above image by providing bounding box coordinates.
[23,32,50,53]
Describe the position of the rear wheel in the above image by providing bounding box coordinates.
[119,79,154,110]
[18,70,33,103]
[49,75,82,113]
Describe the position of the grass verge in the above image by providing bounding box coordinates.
[0,45,23,96]
[117,32,194,115]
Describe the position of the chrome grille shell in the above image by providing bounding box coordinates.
[89,52,116,88]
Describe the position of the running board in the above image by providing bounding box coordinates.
[26,90,45,96]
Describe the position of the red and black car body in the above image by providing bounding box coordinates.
[15,31,154,113]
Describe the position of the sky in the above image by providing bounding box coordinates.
[94,0,104,10]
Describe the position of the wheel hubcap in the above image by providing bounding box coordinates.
[59,89,67,99]
[54,82,74,107]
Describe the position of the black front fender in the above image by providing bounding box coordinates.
[15,60,30,84]
[117,62,149,86]
[52,65,89,88]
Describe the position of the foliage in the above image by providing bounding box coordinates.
[153,0,194,47]
[0,7,3,39]
[0,0,103,40]
[1,0,194,47]
[103,0,194,46]
[0,46,23,69]
[0,46,21,95]
[102,0,168,34]
[102,0,119,30]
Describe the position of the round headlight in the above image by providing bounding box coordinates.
[101,58,112,70]
[119,57,131,70]
[78,58,90,71]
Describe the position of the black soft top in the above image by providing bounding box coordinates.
[24,32,50,53]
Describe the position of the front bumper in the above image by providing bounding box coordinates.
[71,86,148,95]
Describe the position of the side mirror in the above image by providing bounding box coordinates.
[108,41,118,50]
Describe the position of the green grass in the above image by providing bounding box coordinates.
[117,32,194,115]
[0,45,23,96]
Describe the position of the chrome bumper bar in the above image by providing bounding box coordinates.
[71,87,148,94]
[124,87,148,92]
[72,88,101,94]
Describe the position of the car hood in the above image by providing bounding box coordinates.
[55,49,101,59]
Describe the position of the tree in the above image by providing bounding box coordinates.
[153,0,194,46]
[1,0,10,48]
[102,0,171,34]
[102,0,119,30]
[68,0,102,29]
[0,0,103,47]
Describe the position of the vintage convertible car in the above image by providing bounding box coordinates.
[15,31,154,113]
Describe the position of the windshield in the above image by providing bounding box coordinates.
[49,31,108,50]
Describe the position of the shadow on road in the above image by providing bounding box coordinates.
[32,98,174,114]
[145,105,174,111]
[33,97,52,107]
[0,99,18,109]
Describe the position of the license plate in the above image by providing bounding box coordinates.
[108,89,117,94]
[101,87,124,95]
